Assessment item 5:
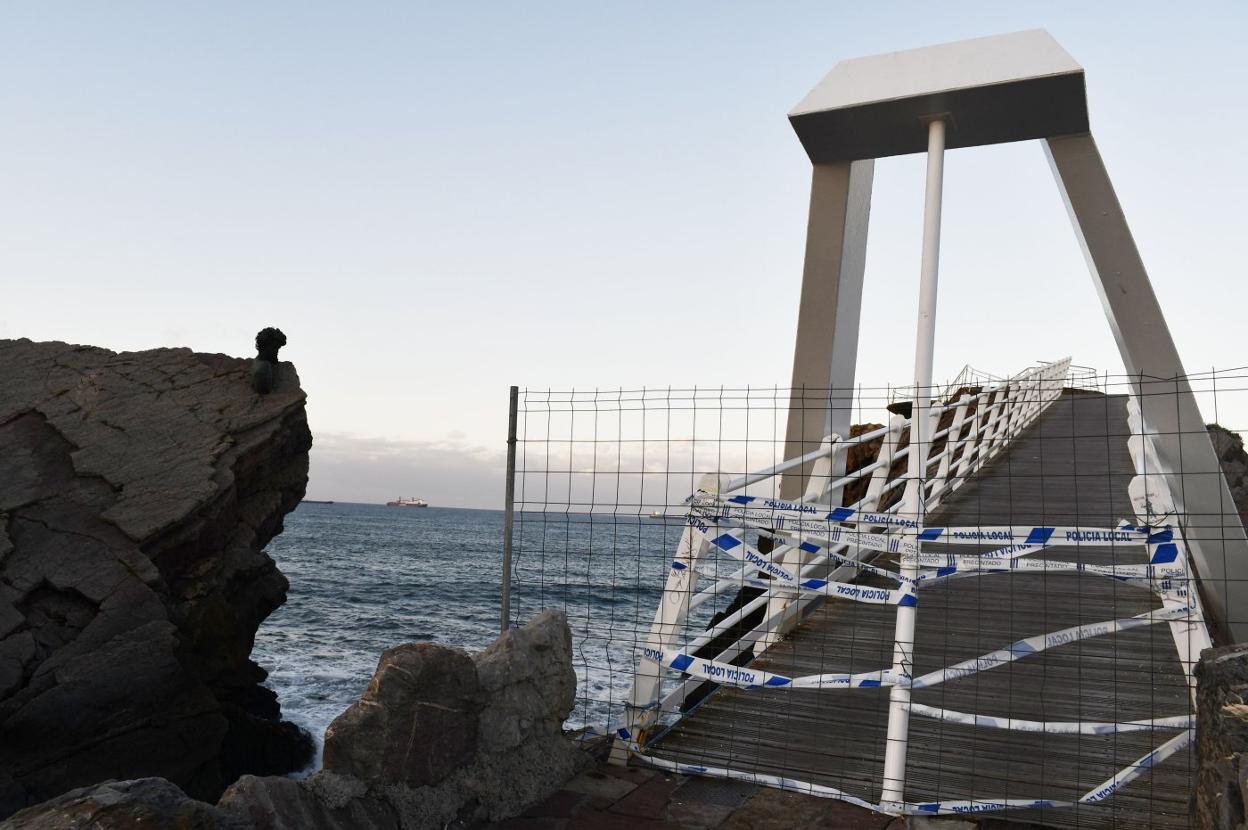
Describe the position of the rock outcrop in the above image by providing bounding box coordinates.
[1209,424,1248,527]
[323,644,484,787]
[218,609,592,829]
[0,339,313,818]
[1,778,248,829]
[1194,643,1248,830]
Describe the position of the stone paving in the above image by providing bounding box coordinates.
[487,760,1047,830]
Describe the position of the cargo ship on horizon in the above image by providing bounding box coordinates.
[385,496,429,508]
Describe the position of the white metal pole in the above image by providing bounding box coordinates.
[880,116,945,808]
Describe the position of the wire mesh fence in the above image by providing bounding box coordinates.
[504,362,1248,828]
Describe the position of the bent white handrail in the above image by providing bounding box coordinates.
[619,358,1069,746]
[607,356,1213,817]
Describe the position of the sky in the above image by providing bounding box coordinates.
[2,3,1245,508]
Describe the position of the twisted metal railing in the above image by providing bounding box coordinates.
[608,357,1211,818]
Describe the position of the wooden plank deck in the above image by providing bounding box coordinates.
[646,391,1196,829]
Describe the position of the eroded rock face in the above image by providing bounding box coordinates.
[1209,424,1248,527]
[475,606,577,755]
[323,644,484,787]
[0,778,248,830]
[1195,643,1248,830]
[0,339,314,817]
[219,610,591,830]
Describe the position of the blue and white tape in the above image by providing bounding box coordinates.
[772,533,916,585]
[632,752,881,813]
[690,499,918,556]
[909,605,1192,690]
[640,644,902,690]
[602,720,1192,818]
[915,524,1148,547]
[916,557,1177,585]
[907,702,1192,735]
[684,515,803,584]
[721,575,917,606]
[690,495,1154,573]
[906,797,1068,815]
[694,493,919,530]
[683,518,915,606]
[690,508,916,557]
[907,541,1049,570]
[1079,728,1194,803]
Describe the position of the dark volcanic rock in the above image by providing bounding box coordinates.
[1209,423,1248,528]
[1194,643,1248,830]
[323,644,484,787]
[0,778,248,829]
[220,610,591,830]
[0,339,314,817]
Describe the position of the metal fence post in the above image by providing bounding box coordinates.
[501,385,518,633]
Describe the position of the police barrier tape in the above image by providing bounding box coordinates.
[640,644,903,689]
[696,531,913,588]
[589,723,1038,813]
[593,723,1196,817]
[691,493,1154,548]
[683,517,917,606]
[1078,728,1195,803]
[613,494,1194,814]
[683,515,804,584]
[915,557,1185,586]
[690,507,917,557]
[636,755,884,813]
[630,728,1194,815]
[635,744,1070,816]
[713,574,917,606]
[906,797,1069,815]
[642,606,1192,693]
[905,541,1049,569]
[916,524,1148,547]
[902,530,1163,567]
[906,702,1192,735]
[773,532,917,585]
[686,512,1172,604]
[694,493,919,530]
[908,605,1193,690]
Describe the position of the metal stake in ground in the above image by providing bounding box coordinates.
[501,385,518,633]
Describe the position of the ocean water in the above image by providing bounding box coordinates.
[254,502,700,765]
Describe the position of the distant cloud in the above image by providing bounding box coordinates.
[305,425,799,513]
[306,432,506,509]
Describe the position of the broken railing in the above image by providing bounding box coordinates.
[609,357,1211,817]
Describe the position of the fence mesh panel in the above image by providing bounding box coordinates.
[506,364,1248,828]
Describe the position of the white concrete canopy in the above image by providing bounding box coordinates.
[789,29,1088,162]
[783,29,1248,642]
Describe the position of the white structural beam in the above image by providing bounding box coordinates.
[1046,133,1248,643]
[782,28,1245,643]
[780,160,874,501]
[789,29,1087,163]
[881,116,947,807]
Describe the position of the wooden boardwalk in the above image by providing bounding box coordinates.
[647,391,1196,829]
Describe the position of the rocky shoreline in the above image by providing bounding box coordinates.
[0,339,314,815]
[0,339,595,830]
[8,338,1248,829]
[2,610,593,830]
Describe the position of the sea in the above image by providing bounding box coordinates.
[253,502,707,767]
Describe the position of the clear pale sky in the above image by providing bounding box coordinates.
[2,3,1244,507]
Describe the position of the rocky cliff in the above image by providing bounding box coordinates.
[2,610,594,830]
[0,339,313,817]
[1209,423,1248,526]
[218,609,592,829]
